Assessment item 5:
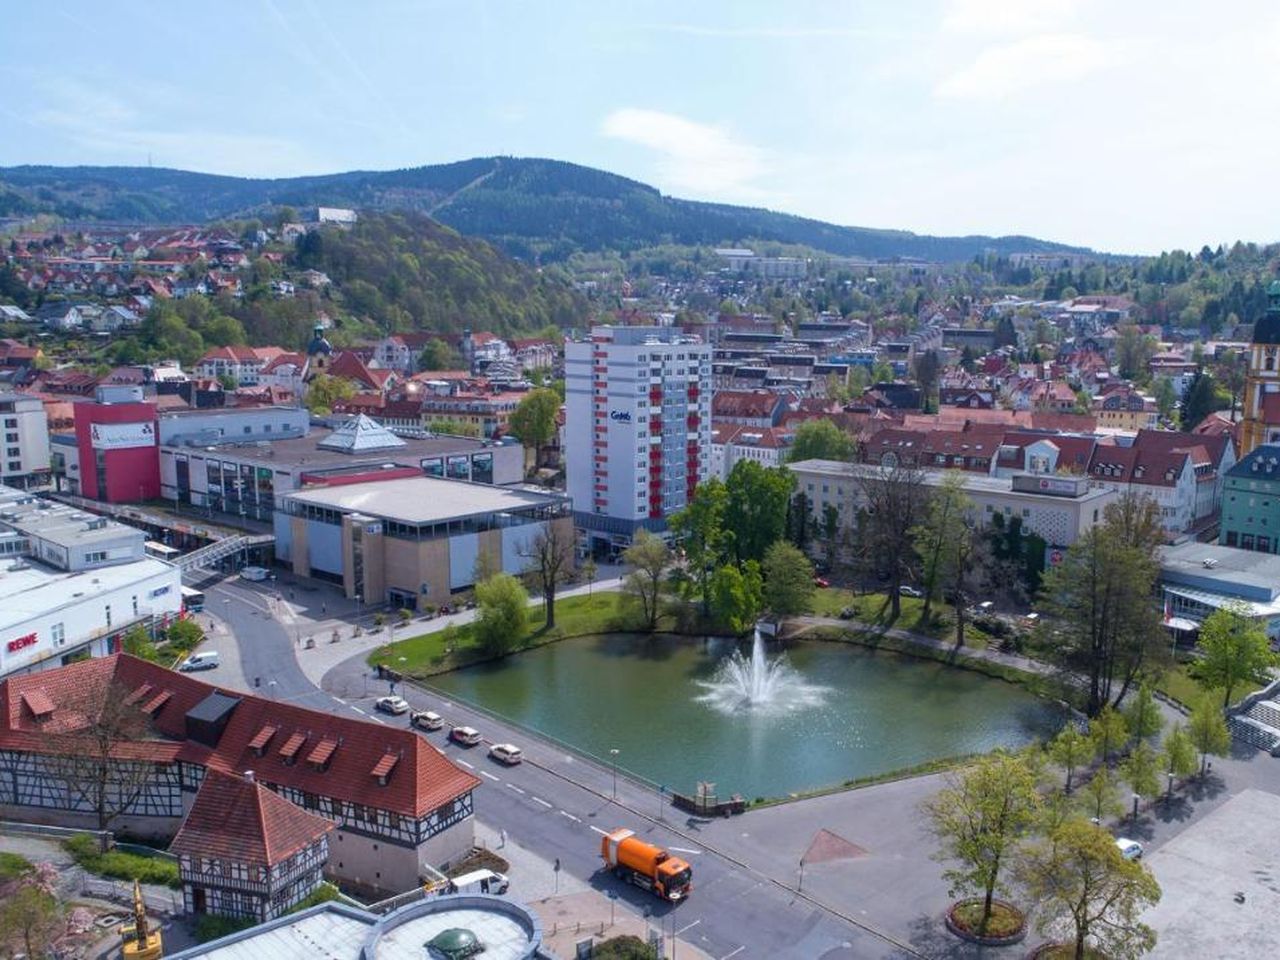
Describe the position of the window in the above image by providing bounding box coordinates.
[6,448,17,457]
[52,623,64,646]
[104,604,111,627]
[5,433,16,443]
[243,426,252,434]
[6,462,18,472]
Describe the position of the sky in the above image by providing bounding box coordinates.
[1,0,1277,254]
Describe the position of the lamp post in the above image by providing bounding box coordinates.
[1166,771,1175,801]
[1131,792,1141,823]
[610,748,620,800]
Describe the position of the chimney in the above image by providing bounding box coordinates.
[243,770,255,783]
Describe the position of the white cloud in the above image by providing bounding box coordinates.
[934,33,1115,99]
[600,108,771,201]
[941,0,1079,35]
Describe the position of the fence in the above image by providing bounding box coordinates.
[79,873,182,915]
[0,820,110,846]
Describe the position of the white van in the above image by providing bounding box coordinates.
[447,869,509,895]
[179,651,220,672]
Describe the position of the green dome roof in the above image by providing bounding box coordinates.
[427,927,481,959]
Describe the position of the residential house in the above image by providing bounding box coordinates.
[194,347,288,387]
[1092,384,1159,432]
[709,424,794,480]
[33,303,83,331]
[711,390,787,427]
[1219,444,1280,553]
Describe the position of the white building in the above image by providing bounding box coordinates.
[565,326,711,554]
[709,423,793,481]
[0,393,50,487]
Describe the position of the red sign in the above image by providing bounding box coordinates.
[6,632,37,653]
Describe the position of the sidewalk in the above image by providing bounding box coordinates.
[531,890,715,960]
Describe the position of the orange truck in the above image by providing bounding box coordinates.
[600,828,693,901]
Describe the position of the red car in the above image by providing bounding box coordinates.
[813,576,830,588]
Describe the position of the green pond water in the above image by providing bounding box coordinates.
[429,634,1066,800]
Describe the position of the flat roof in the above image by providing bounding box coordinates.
[0,556,175,628]
[1160,541,1280,599]
[0,486,144,550]
[789,459,1114,501]
[284,476,567,526]
[160,429,505,474]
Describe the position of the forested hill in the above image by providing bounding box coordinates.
[0,157,1090,262]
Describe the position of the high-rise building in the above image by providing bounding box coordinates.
[566,326,711,556]
[1240,281,1280,457]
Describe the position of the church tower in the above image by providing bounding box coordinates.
[1240,281,1280,456]
[305,322,333,381]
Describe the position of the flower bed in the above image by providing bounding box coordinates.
[945,898,1027,946]
[1027,943,1109,959]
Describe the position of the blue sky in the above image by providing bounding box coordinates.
[2,0,1277,253]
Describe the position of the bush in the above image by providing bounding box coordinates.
[62,833,99,860]
[373,612,386,627]
[0,851,31,882]
[287,882,342,914]
[166,619,205,654]
[592,935,658,959]
[194,914,255,943]
[62,835,181,889]
[397,607,413,624]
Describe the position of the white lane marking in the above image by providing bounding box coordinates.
[480,771,501,781]
[558,810,581,823]
[456,760,474,769]
[506,784,526,795]
[352,707,368,716]
[531,796,553,808]
[669,846,702,855]
[721,947,745,960]
[677,919,701,935]
[589,825,609,836]
[330,696,345,705]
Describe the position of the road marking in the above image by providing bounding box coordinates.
[506,784,526,795]
[330,696,345,706]
[589,825,609,836]
[720,947,745,960]
[352,707,368,716]
[669,846,702,855]
[677,919,701,935]
[456,760,474,769]
[558,810,581,823]
[480,771,501,781]
[531,796,553,808]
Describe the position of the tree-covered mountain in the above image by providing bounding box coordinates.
[0,157,1090,263]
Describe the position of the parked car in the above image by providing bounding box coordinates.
[411,709,444,731]
[1115,838,1144,861]
[375,695,410,715]
[447,869,509,895]
[240,566,271,582]
[813,576,830,589]
[450,725,482,746]
[488,743,523,765]
[899,585,924,598]
[178,651,219,672]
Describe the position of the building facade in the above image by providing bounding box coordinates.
[0,393,50,487]
[565,326,711,554]
[1220,443,1280,553]
[1239,281,1280,457]
[71,387,160,503]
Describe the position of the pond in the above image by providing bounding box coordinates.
[429,634,1065,801]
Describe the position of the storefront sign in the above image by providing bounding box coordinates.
[610,410,633,422]
[90,421,156,450]
[6,632,37,653]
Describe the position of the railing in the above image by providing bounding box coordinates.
[178,533,274,572]
[0,820,110,845]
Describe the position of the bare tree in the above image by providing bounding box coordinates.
[622,530,671,632]
[857,461,927,621]
[520,523,574,630]
[43,678,159,848]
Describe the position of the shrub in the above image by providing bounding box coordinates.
[593,935,658,959]
[287,882,341,914]
[373,612,386,627]
[397,607,413,624]
[194,914,254,943]
[0,851,31,882]
[62,835,181,889]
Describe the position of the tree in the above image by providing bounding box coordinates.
[1179,369,1222,430]
[418,337,462,371]
[912,350,940,412]
[122,625,158,662]
[508,388,560,466]
[1193,602,1278,708]
[1153,377,1178,422]
[787,419,854,463]
[519,523,572,630]
[622,530,671,631]
[1019,819,1160,960]
[911,472,971,624]
[922,751,1042,936]
[1089,707,1129,765]
[761,541,814,616]
[724,461,794,565]
[1038,494,1167,716]
[304,374,357,415]
[580,556,598,596]
[473,573,529,655]
[1120,742,1161,818]
[857,462,926,620]
[669,478,729,614]
[1080,766,1123,823]
[709,561,763,634]
[43,678,159,845]
[1122,685,1163,744]
[0,882,62,960]
[1162,724,1198,794]
[820,502,840,572]
[1049,725,1092,794]
[1187,696,1231,776]
[1116,323,1157,381]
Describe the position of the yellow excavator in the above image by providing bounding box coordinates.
[121,879,163,960]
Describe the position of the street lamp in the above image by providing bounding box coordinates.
[1131,792,1141,822]
[267,680,278,700]
[610,748,620,800]
[1166,771,1175,801]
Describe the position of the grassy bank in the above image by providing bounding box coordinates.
[63,834,181,889]
[1155,659,1267,710]
[808,588,995,648]
[747,754,978,809]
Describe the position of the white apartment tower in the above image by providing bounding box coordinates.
[565,326,712,555]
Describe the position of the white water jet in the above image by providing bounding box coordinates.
[697,626,829,715]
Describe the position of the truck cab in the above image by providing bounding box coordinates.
[600,827,692,902]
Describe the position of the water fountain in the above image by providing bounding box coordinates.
[696,625,829,715]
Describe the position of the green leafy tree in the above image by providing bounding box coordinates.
[911,472,972,623]
[1187,696,1231,776]
[709,561,763,634]
[0,882,62,960]
[305,374,357,415]
[418,337,462,371]
[1161,724,1197,794]
[786,418,854,463]
[508,388,561,465]
[669,478,730,614]
[1122,685,1163,744]
[1120,742,1161,817]
[473,573,529,655]
[122,626,158,662]
[622,530,671,631]
[1081,766,1124,823]
[761,541,815,616]
[1018,819,1160,960]
[1089,707,1129,765]
[1049,725,1092,794]
[922,751,1042,936]
[1153,377,1178,422]
[1193,602,1278,707]
[1179,369,1223,430]
[724,461,794,565]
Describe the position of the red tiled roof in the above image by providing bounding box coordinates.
[278,731,307,760]
[0,655,479,818]
[19,689,53,717]
[248,724,277,752]
[141,690,172,715]
[712,390,785,420]
[306,738,338,767]
[170,770,332,866]
[370,754,399,779]
[125,683,153,706]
